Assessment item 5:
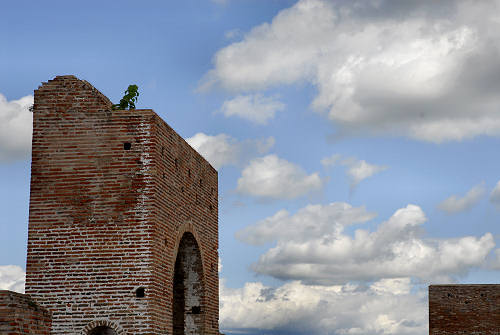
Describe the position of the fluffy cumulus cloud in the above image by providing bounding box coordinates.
[202,0,500,142]
[219,94,285,124]
[320,153,342,168]
[489,180,500,209]
[438,183,485,214]
[238,203,495,284]
[0,94,33,162]
[0,265,25,293]
[322,154,388,188]
[220,278,427,335]
[186,132,274,170]
[344,159,387,188]
[237,154,324,200]
[237,202,376,245]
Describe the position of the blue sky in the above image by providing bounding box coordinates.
[2,1,500,334]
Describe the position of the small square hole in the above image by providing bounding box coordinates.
[124,142,132,150]
[136,287,145,298]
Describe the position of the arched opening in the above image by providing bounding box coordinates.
[88,326,117,335]
[173,232,205,335]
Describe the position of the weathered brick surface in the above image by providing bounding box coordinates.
[0,290,52,335]
[25,75,218,334]
[429,285,500,335]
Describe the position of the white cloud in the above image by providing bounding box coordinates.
[342,157,388,188]
[320,153,341,168]
[219,94,285,125]
[202,0,500,142]
[438,183,485,214]
[0,265,25,293]
[489,180,500,209]
[238,203,495,284]
[236,202,376,246]
[220,279,427,335]
[322,154,388,188]
[186,132,274,170]
[0,94,33,162]
[371,277,412,296]
[237,154,324,200]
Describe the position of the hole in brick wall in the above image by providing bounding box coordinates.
[89,326,117,335]
[199,179,203,187]
[175,158,178,169]
[447,293,453,298]
[188,169,191,178]
[481,293,487,297]
[191,306,201,314]
[136,287,145,298]
[124,142,132,150]
[164,238,168,246]
[181,187,184,193]
[162,172,165,179]
[209,204,213,212]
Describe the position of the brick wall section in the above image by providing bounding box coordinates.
[148,113,218,334]
[25,75,219,334]
[0,290,52,334]
[27,76,155,334]
[429,285,500,335]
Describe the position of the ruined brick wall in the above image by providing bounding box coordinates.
[26,75,218,335]
[429,285,500,335]
[0,290,52,334]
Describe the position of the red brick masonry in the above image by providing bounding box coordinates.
[0,290,51,335]
[429,284,500,335]
[25,76,219,334]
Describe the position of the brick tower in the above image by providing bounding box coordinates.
[25,76,219,335]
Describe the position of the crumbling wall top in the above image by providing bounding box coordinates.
[34,75,113,113]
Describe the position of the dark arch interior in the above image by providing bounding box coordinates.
[89,326,117,335]
[173,232,205,335]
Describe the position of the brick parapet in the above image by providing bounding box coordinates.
[0,290,52,335]
[429,284,500,335]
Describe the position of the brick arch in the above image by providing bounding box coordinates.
[172,222,207,335]
[81,320,123,335]
[172,222,206,270]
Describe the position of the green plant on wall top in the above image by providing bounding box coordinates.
[112,84,139,110]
